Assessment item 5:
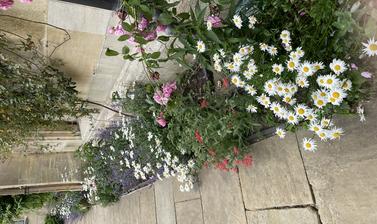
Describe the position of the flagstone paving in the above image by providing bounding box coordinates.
[66,98,377,224]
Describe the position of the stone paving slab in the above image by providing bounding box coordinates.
[238,134,313,210]
[297,99,377,224]
[173,178,201,203]
[155,178,176,224]
[246,207,320,224]
[176,199,204,224]
[199,168,247,224]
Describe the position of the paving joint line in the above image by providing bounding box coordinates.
[247,203,315,212]
[294,133,324,224]
[174,197,202,204]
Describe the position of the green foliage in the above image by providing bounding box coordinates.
[0,33,94,155]
[44,214,64,224]
[0,193,53,224]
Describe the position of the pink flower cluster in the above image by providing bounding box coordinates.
[1,0,32,10]
[153,81,177,105]
[207,15,222,28]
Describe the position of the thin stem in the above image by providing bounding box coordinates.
[84,100,136,118]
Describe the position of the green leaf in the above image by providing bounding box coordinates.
[205,31,221,43]
[122,22,133,32]
[158,36,170,42]
[140,5,153,20]
[123,55,135,61]
[128,0,140,6]
[122,46,130,54]
[150,52,161,59]
[177,12,190,20]
[134,36,148,45]
[105,48,119,56]
[158,13,174,25]
[118,35,130,41]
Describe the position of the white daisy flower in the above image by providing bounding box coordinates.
[316,129,330,141]
[213,53,220,62]
[259,43,269,51]
[272,64,284,75]
[257,94,271,108]
[245,84,257,96]
[233,15,243,29]
[313,61,324,71]
[219,49,226,57]
[264,80,276,96]
[328,88,347,106]
[341,79,352,91]
[318,74,340,89]
[298,61,314,76]
[286,59,299,71]
[309,122,322,133]
[313,97,328,109]
[239,46,252,56]
[214,62,222,72]
[320,118,333,128]
[289,51,300,60]
[246,104,258,113]
[329,127,344,140]
[295,47,305,58]
[231,75,242,87]
[267,46,278,56]
[270,102,282,114]
[248,16,257,29]
[286,111,299,124]
[329,59,347,75]
[280,30,290,40]
[362,37,377,57]
[225,62,240,72]
[275,127,286,139]
[305,110,317,122]
[243,70,253,80]
[285,45,292,52]
[233,52,244,64]
[283,95,297,106]
[296,75,309,88]
[294,104,309,117]
[196,40,206,53]
[302,138,317,152]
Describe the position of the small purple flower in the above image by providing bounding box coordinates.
[299,11,306,16]
[144,31,157,41]
[207,15,222,28]
[361,71,373,79]
[153,90,169,105]
[114,24,127,35]
[162,81,177,98]
[138,16,149,31]
[156,112,167,127]
[0,0,14,10]
[19,0,32,3]
[127,36,138,46]
[156,24,167,33]
[351,63,358,70]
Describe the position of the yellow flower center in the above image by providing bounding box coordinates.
[268,84,272,89]
[326,79,333,85]
[274,107,279,112]
[330,97,336,103]
[313,127,319,132]
[299,81,304,86]
[298,108,305,115]
[303,67,309,73]
[319,133,325,138]
[315,65,320,70]
[319,79,325,84]
[313,95,318,100]
[305,143,312,148]
[278,87,283,91]
[289,116,294,121]
[333,132,340,138]
[317,100,324,106]
[288,61,295,68]
[332,92,340,99]
[320,92,327,97]
[334,65,341,71]
[284,88,289,93]
[370,43,377,51]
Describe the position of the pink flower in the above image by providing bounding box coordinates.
[153,90,169,105]
[156,24,167,33]
[127,36,138,46]
[351,63,358,70]
[361,71,372,79]
[0,0,14,10]
[242,154,253,167]
[107,27,115,35]
[195,130,203,144]
[162,81,177,97]
[156,112,167,127]
[138,16,149,31]
[114,24,127,36]
[19,0,32,3]
[207,16,222,28]
[144,31,157,41]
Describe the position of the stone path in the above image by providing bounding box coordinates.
[68,98,377,224]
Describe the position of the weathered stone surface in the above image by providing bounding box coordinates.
[297,98,377,224]
[48,0,112,35]
[173,178,201,203]
[238,134,313,210]
[176,199,204,224]
[246,208,320,224]
[139,186,157,224]
[155,178,176,224]
[199,168,247,224]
